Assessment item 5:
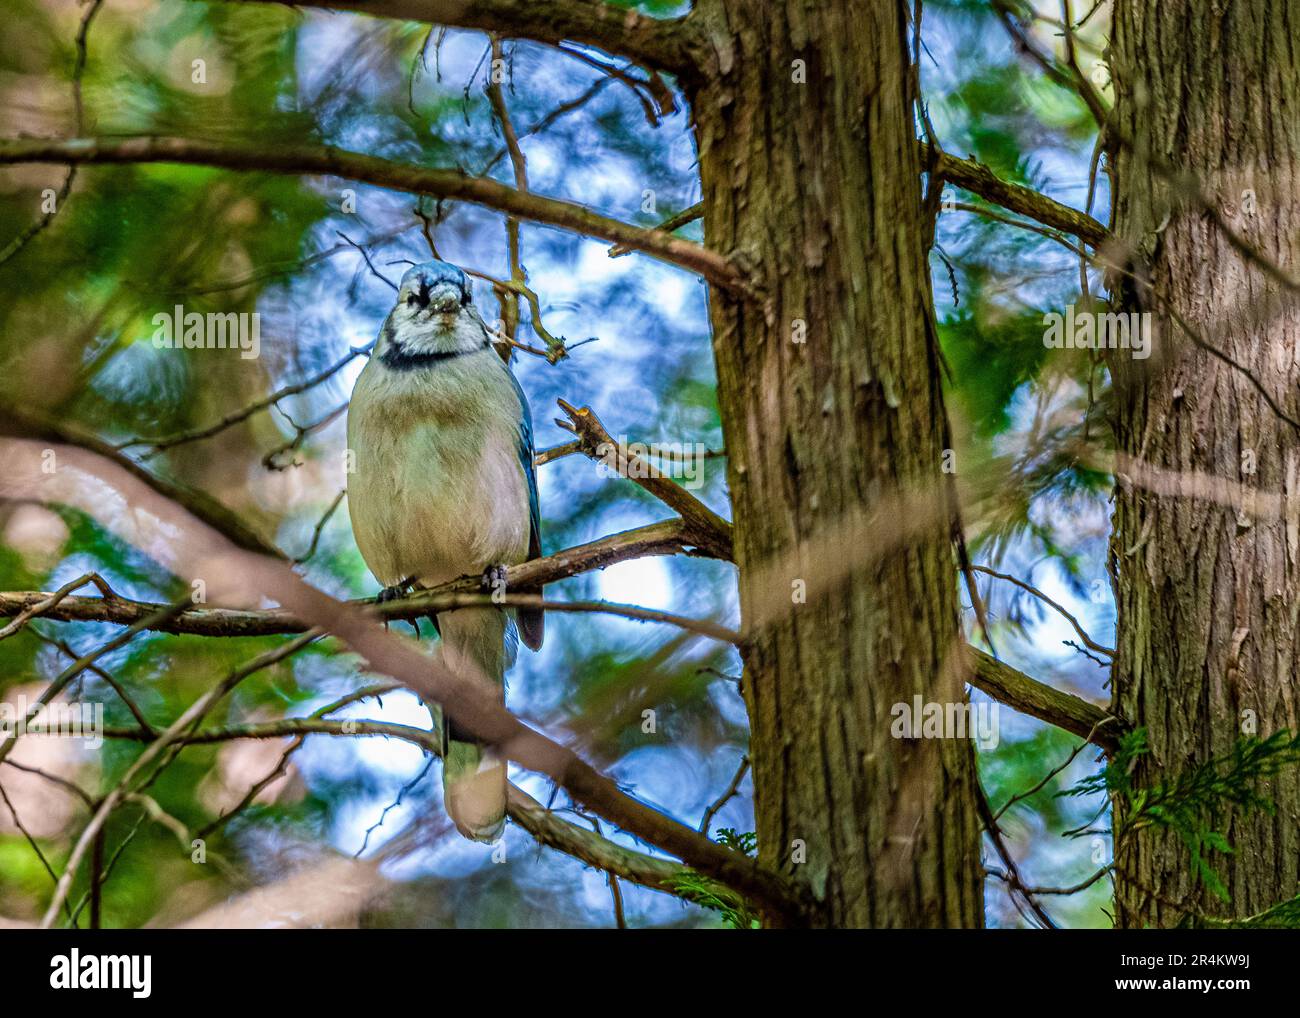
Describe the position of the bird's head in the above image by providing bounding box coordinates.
[377,260,488,364]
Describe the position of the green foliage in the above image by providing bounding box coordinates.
[714,827,757,856]
[665,869,759,930]
[1063,728,1300,903]
[664,829,759,929]
[939,305,1050,437]
[1181,892,1300,929]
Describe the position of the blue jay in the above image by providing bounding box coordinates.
[346,259,543,842]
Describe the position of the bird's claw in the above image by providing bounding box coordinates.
[480,563,508,596]
[377,577,417,604]
[377,579,420,636]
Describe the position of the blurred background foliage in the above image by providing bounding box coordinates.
[0,0,1116,927]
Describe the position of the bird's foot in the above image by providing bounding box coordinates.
[377,577,416,604]
[480,563,508,601]
[377,578,418,635]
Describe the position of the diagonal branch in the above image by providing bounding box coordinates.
[102,714,749,916]
[0,431,810,923]
[967,646,1121,753]
[117,344,372,457]
[0,136,747,294]
[972,563,1115,658]
[557,398,733,559]
[0,402,282,559]
[925,143,1110,247]
[227,0,699,75]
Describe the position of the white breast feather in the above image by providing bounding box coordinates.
[346,351,531,588]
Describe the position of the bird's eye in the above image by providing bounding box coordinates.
[405,294,418,307]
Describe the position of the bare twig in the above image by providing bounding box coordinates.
[556,399,733,559]
[293,489,347,565]
[610,202,703,257]
[116,344,368,457]
[994,716,1113,821]
[699,755,749,834]
[0,781,76,925]
[0,572,115,641]
[40,630,321,927]
[972,563,1114,657]
[0,0,103,268]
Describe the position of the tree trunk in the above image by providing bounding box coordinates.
[685,0,982,927]
[1109,0,1300,926]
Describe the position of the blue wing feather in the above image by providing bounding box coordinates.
[508,369,544,650]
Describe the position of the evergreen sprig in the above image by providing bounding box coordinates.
[1063,727,1300,902]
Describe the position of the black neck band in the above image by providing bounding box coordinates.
[379,343,489,372]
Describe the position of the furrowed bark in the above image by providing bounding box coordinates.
[686,0,982,927]
[1109,0,1300,926]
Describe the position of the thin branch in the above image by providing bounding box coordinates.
[1,758,96,808]
[292,488,346,565]
[337,230,399,290]
[355,754,435,857]
[609,201,704,257]
[0,518,720,637]
[0,598,191,770]
[481,77,613,176]
[994,716,1112,821]
[198,681,400,839]
[699,755,749,834]
[0,571,115,641]
[0,781,76,925]
[484,37,570,362]
[974,754,1058,929]
[30,629,157,736]
[550,43,673,125]
[0,0,103,268]
[972,564,1114,657]
[152,225,411,297]
[40,630,321,926]
[117,345,371,456]
[991,0,1107,125]
[556,398,733,560]
[987,862,1112,896]
[0,136,748,293]
[537,436,724,466]
[262,400,347,470]
[67,810,146,928]
[949,200,1089,258]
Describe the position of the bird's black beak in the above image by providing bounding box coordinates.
[428,284,461,315]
